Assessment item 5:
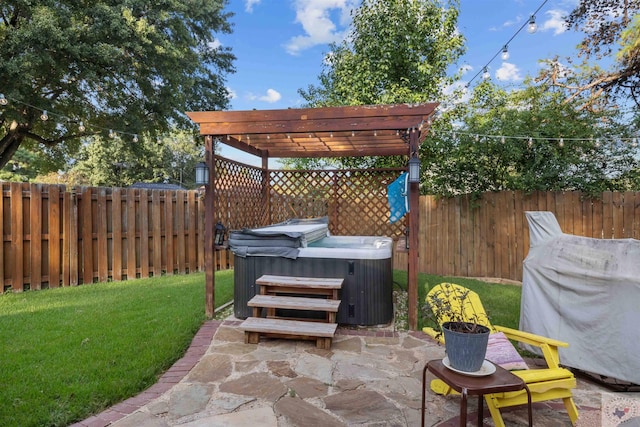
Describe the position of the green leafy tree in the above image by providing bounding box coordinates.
[288,0,464,169]
[67,131,206,189]
[422,79,639,198]
[0,0,235,170]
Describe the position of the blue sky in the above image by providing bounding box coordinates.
[215,0,586,164]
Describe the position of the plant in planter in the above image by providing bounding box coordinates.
[423,283,491,372]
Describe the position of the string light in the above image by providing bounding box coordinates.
[501,45,509,61]
[466,0,549,88]
[527,15,538,34]
[482,67,490,79]
[1,95,142,141]
[427,129,639,149]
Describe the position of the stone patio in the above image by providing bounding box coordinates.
[71,318,639,427]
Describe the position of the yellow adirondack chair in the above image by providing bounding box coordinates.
[422,283,578,427]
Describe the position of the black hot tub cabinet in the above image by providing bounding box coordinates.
[230,221,394,326]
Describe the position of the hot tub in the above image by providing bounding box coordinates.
[230,221,393,326]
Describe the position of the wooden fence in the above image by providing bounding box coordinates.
[1,182,233,293]
[3,180,639,292]
[393,190,640,282]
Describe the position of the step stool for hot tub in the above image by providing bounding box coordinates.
[240,275,342,349]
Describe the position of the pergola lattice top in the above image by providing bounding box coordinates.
[187,103,438,159]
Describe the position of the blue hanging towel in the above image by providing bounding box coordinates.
[387,172,409,224]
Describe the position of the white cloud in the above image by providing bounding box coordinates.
[248,89,282,103]
[489,15,523,31]
[285,0,358,55]
[495,62,523,81]
[226,87,237,100]
[540,9,569,35]
[245,0,261,13]
[208,39,222,50]
[260,89,282,103]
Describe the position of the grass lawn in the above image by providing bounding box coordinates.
[0,270,233,427]
[393,270,522,330]
[0,269,520,427]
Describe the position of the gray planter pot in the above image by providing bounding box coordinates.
[442,321,490,372]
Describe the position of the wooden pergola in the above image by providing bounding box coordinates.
[187,103,438,330]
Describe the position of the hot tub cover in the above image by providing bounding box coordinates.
[521,211,640,385]
[229,217,329,259]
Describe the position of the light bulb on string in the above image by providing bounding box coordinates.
[133,134,139,143]
[109,129,116,138]
[0,94,7,105]
[595,138,601,148]
[78,121,85,132]
[528,137,533,147]
[40,110,49,121]
[501,45,509,61]
[501,136,505,144]
[527,15,537,34]
[482,67,490,80]
[559,137,564,147]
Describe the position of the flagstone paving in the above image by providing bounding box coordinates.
[71,318,636,427]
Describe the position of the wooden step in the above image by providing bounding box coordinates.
[248,294,341,312]
[240,317,338,349]
[256,275,343,299]
[256,275,343,290]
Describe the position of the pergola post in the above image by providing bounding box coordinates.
[204,135,215,318]
[408,129,420,330]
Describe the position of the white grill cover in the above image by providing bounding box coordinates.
[521,211,640,385]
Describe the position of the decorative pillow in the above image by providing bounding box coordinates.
[485,332,529,370]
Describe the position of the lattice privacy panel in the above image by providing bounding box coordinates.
[213,157,267,233]
[214,157,407,238]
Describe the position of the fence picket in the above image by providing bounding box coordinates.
[97,188,108,283]
[10,183,24,291]
[152,190,162,277]
[125,188,136,280]
[139,189,150,278]
[112,188,123,281]
[165,192,175,275]
[30,183,42,289]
